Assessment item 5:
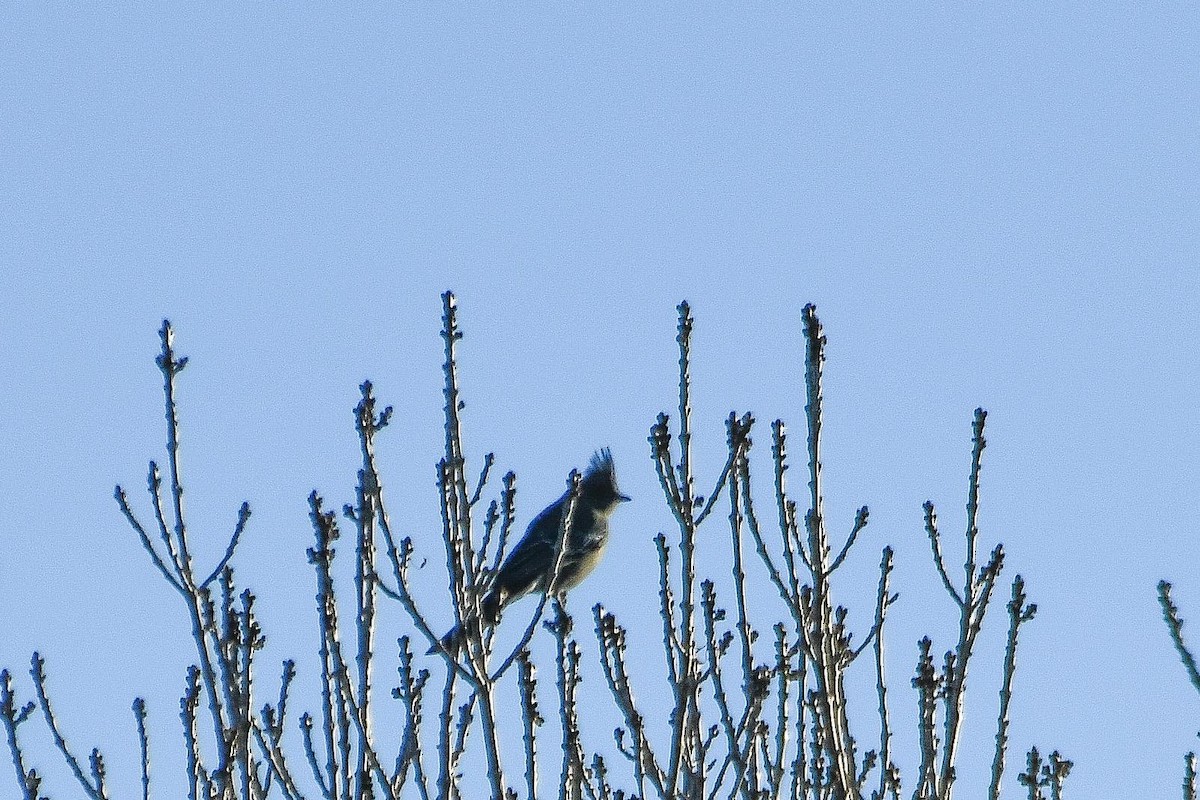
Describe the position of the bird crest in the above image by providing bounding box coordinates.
[583,448,629,504]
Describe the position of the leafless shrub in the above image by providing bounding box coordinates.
[1,294,1065,800]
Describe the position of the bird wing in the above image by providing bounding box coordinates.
[494,534,556,598]
[493,499,564,595]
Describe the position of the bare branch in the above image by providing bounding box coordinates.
[32,654,108,800]
[0,669,41,800]
[201,502,252,590]
[115,485,185,594]
[1159,581,1200,696]
[133,698,150,800]
[924,502,964,609]
[830,506,869,573]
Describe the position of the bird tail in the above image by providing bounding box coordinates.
[429,624,464,656]
[482,589,502,625]
[430,590,503,656]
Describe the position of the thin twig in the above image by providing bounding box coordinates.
[1159,581,1200,695]
[830,506,869,573]
[31,654,108,800]
[924,502,964,609]
[990,576,1036,800]
[0,669,41,800]
[133,698,150,800]
[200,502,252,589]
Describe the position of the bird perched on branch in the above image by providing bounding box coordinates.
[436,449,630,654]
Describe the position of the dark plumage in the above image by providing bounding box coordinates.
[482,448,629,622]
[436,449,629,653]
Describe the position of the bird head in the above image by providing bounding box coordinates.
[581,448,631,511]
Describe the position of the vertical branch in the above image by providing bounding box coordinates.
[938,410,1004,800]
[724,412,763,800]
[989,577,1037,800]
[437,457,472,647]
[1017,748,1043,800]
[488,471,518,576]
[450,697,476,799]
[670,301,699,679]
[517,649,542,800]
[646,300,708,798]
[772,422,805,605]
[549,602,587,800]
[393,637,431,800]
[798,304,858,797]
[474,683,508,800]
[440,292,479,614]
[806,689,828,799]
[767,627,791,799]
[0,670,41,800]
[962,411,986,608]
[1045,752,1071,800]
[675,301,697,520]
[788,659,806,800]
[873,548,898,800]
[700,579,745,797]
[430,293,510,800]
[655,534,682,688]
[157,325,232,786]
[181,666,206,800]
[157,320,194,582]
[133,698,150,800]
[235,588,263,800]
[436,668,460,800]
[726,413,758,687]
[308,493,349,800]
[912,638,940,800]
[351,381,390,798]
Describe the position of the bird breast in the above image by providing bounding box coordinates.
[559,534,609,591]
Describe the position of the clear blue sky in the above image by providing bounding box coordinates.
[2,5,1198,798]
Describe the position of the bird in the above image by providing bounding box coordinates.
[435,449,630,654]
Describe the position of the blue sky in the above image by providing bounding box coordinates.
[2,5,1199,798]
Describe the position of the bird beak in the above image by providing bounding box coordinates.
[618,493,632,503]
